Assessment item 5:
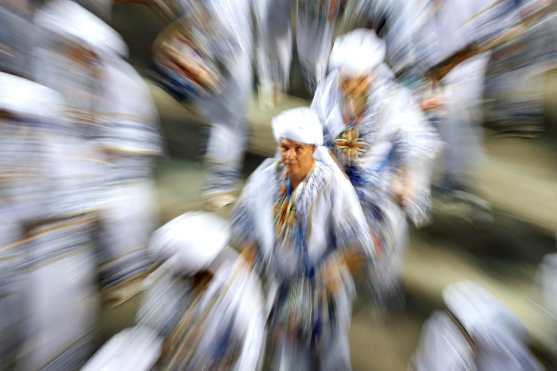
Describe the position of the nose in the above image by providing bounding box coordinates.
[284,148,296,162]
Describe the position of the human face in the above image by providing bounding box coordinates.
[340,73,372,120]
[279,138,315,182]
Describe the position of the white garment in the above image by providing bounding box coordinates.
[94,260,266,370]
[192,0,253,193]
[80,327,163,371]
[18,218,98,371]
[255,0,336,92]
[230,157,373,370]
[311,69,442,298]
[94,55,161,290]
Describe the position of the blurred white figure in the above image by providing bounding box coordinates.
[411,0,524,201]
[0,71,62,370]
[312,30,442,306]
[19,216,99,371]
[255,0,340,100]
[81,211,266,371]
[95,49,162,305]
[35,0,162,305]
[202,0,253,207]
[162,0,253,209]
[230,108,374,371]
[411,282,543,371]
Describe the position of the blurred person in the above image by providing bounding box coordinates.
[151,0,253,209]
[230,107,374,370]
[0,71,64,369]
[410,0,544,207]
[18,215,100,371]
[311,30,442,307]
[35,0,162,307]
[255,0,341,105]
[94,39,162,306]
[483,1,557,137]
[0,2,62,367]
[81,211,266,371]
[411,281,543,371]
[254,0,422,108]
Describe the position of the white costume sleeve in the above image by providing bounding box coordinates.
[389,87,443,226]
[327,160,376,259]
[232,265,266,371]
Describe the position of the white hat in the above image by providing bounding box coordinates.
[0,72,64,120]
[149,211,230,275]
[329,29,386,77]
[35,0,127,57]
[81,327,163,371]
[443,281,524,338]
[272,107,323,146]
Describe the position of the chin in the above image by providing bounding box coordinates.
[285,165,299,174]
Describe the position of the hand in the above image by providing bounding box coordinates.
[320,260,344,296]
[420,97,445,112]
[393,172,413,209]
[239,245,257,269]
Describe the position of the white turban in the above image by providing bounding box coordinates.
[35,0,127,57]
[443,281,525,338]
[328,29,386,77]
[272,107,323,146]
[0,72,64,121]
[149,211,230,275]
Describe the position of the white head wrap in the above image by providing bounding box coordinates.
[149,211,230,275]
[81,327,163,371]
[272,107,323,146]
[35,0,127,57]
[329,29,386,77]
[272,106,349,181]
[0,72,64,121]
[443,281,524,338]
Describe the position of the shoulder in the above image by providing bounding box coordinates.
[242,158,279,194]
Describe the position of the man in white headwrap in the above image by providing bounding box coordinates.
[312,29,442,306]
[230,107,374,370]
[411,281,543,371]
[34,0,162,305]
[255,0,419,106]
[81,211,266,371]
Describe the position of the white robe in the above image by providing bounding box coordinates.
[312,69,442,297]
[230,157,373,370]
[84,259,266,371]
